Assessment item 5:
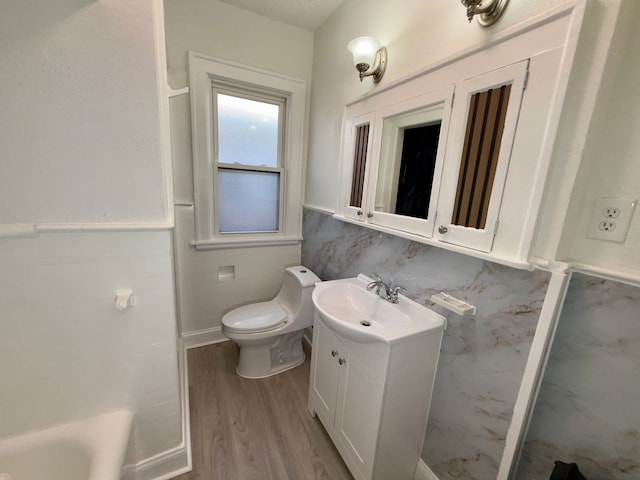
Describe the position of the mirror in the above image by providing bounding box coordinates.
[374,103,444,220]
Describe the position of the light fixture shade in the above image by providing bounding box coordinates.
[348,37,381,67]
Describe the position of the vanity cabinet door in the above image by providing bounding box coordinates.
[334,349,385,480]
[310,318,342,426]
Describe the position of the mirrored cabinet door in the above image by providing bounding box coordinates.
[436,60,529,252]
[366,86,455,238]
[341,111,375,222]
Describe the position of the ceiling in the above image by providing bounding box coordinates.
[220,0,345,31]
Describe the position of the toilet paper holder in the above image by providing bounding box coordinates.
[115,289,134,311]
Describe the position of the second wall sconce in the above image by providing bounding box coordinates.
[461,0,510,26]
[347,37,387,83]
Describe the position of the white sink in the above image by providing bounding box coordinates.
[312,274,445,344]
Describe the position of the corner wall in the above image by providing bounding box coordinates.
[305,0,592,212]
[516,273,640,479]
[0,231,181,463]
[163,0,314,337]
[0,0,183,473]
[0,0,171,224]
[557,0,640,277]
[305,0,636,279]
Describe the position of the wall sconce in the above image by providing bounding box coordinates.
[461,0,510,26]
[347,37,387,83]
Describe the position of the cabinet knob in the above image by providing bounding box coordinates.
[331,350,338,357]
[357,210,363,216]
[338,358,346,365]
[438,225,448,234]
[367,212,373,218]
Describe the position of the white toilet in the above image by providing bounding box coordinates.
[221,266,321,379]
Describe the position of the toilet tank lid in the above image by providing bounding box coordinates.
[222,301,288,333]
[286,266,321,287]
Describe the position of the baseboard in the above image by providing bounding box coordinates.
[182,326,228,349]
[303,326,313,349]
[415,459,440,480]
[126,444,190,480]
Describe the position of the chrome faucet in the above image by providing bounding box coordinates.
[387,285,406,304]
[367,274,405,304]
[366,273,386,292]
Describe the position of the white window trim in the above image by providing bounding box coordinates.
[188,51,306,250]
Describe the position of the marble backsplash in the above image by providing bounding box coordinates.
[301,208,551,480]
[515,273,640,480]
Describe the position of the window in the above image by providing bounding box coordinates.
[215,91,283,233]
[189,52,306,249]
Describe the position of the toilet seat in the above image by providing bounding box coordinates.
[222,301,288,334]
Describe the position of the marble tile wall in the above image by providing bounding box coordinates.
[302,208,551,480]
[515,273,640,480]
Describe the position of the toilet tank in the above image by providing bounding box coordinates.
[276,266,321,321]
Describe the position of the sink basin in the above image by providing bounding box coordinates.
[312,274,445,344]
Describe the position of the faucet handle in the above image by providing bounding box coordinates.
[389,285,406,303]
[371,273,382,282]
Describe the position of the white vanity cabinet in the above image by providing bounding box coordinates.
[308,315,443,480]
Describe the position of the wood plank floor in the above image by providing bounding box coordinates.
[174,341,354,480]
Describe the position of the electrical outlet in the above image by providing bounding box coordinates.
[598,221,616,232]
[603,207,620,219]
[587,197,637,242]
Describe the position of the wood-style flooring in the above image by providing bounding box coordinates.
[174,341,354,480]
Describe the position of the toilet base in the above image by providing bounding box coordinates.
[236,330,306,379]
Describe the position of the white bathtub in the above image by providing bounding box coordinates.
[0,410,133,480]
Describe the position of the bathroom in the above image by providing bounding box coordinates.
[0,0,639,479]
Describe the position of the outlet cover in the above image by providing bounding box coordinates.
[587,197,637,242]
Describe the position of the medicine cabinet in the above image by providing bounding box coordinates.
[336,5,584,268]
[435,61,528,253]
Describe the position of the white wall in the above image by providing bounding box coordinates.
[0,0,171,225]
[0,0,184,475]
[164,0,314,337]
[516,273,640,480]
[306,0,639,277]
[0,231,181,464]
[557,0,640,276]
[305,0,585,212]
[174,206,301,335]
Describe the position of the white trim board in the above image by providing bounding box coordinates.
[127,336,194,480]
[151,0,175,228]
[130,444,190,480]
[415,459,439,480]
[0,222,174,239]
[496,270,571,479]
[182,326,229,349]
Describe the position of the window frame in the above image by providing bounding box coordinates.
[189,52,306,249]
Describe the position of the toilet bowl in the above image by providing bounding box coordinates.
[221,266,321,379]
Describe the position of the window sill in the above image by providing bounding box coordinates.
[191,236,302,251]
